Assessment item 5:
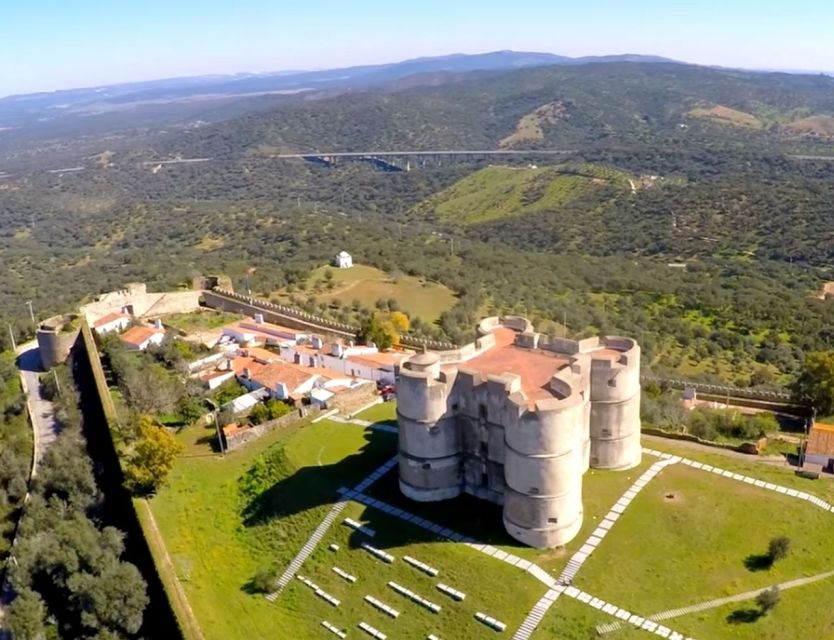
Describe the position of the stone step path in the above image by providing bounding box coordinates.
[265,456,398,602]
[512,455,681,640]
[343,488,695,639]
[556,585,695,640]
[643,448,834,514]
[596,569,834,634]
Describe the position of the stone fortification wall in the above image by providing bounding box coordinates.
[396,316,642,549]
[588,337,642,470]
[397,354,462,502]
[81,284,202,323]
[37,315,80,369]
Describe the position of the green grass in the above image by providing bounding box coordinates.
[147,419,397,639]
[283,501,545,639]
[670,576,834,639]
[422,164,630,225]
[575,464,834,614]
[354,400,397,424]
[364,455,657,574]
[163,310,243,333]
[276,264,457,323]
[531,594,647,639]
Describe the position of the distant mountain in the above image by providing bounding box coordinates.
[0,51,680,130]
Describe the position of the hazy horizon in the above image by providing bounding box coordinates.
[3,0,834,98]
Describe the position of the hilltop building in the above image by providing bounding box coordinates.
[397,316,641,549]
[120,320,166,351]
[334,251,353,269]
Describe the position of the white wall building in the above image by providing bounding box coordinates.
[92,311,132,335]
[333,251,353,269]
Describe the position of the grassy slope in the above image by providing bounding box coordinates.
[147,419,397,639]
[571,464,834,639]
[423,164,630,225]
[275,263,457,323]
[163,310,243,332]
[354,401,397,424]
[282,500,544,639]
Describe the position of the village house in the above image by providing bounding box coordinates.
[119,320,166,351]
[92,311,132,335]
[222,314,310,346]
[280,336,409,384]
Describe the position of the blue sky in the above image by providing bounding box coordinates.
[2,0,833,97]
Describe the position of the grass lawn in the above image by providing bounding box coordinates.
[275,264,457,323]
[364,454,657,574]
[146,419,397,640]
[282,500,545,639]
[354,400,397,425]
[531,595,647,640]
[575,464,834,614]
[642,437,834,504]
[670,576,834,639]
[163,310,243,332]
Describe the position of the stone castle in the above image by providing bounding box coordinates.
[396,316,641,548]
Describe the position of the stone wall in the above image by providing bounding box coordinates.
[223,406,319,451]
[81,285,202,323]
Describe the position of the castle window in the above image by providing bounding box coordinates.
[601,428,611,436]
[479,442,489,457]
[428,426,439,435]
[548,517,558,524]
[479,404,488,420]
[422,462,431,470]
[529,487,540,495]
[481,472,488,486]
[451,403,459,411]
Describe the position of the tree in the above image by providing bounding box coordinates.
[792,351,834,415]
[124,416,183,495]
[249,403,269,425]
[768,536,791,562]
[67,558,148,636]
[756,585,780,615]
[176,394,205,425]
[7,588,47,640]
[250,569,277,593]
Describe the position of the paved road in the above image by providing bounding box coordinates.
[16,342,60,475]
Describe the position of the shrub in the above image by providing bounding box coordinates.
[768,536,791,562]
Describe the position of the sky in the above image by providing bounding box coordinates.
[2,0,834,97]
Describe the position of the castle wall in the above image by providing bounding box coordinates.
[396,318,642,549]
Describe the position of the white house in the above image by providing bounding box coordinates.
[222,315,309,347]
[279,337,407,384]
[333,251,353,269]
[92,311,132,335]
[120,322,166,351]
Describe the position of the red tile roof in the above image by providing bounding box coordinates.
[93,311,130,328]
[120,325,164,347]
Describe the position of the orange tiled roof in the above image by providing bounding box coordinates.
[251,361,317,392]
[808,423,834,457]
[93,311,130,328]
[120,325,163,347]
[348,351,409,369]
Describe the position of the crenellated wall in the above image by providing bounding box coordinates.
[396,317,642,549]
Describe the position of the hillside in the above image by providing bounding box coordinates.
[162,62,834,159]
[419,164,633,225]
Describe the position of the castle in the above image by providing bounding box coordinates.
[396,316,641,548]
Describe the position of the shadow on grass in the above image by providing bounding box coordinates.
[237,425,526,550]
[240,429,397,528]
[744,553,774,572]
[727,608,763,624]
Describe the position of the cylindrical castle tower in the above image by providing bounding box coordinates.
[501,377,586,548]
[588,337,642,470]
[397,353,463,501]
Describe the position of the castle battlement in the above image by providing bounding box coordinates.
[397,316,641,549]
